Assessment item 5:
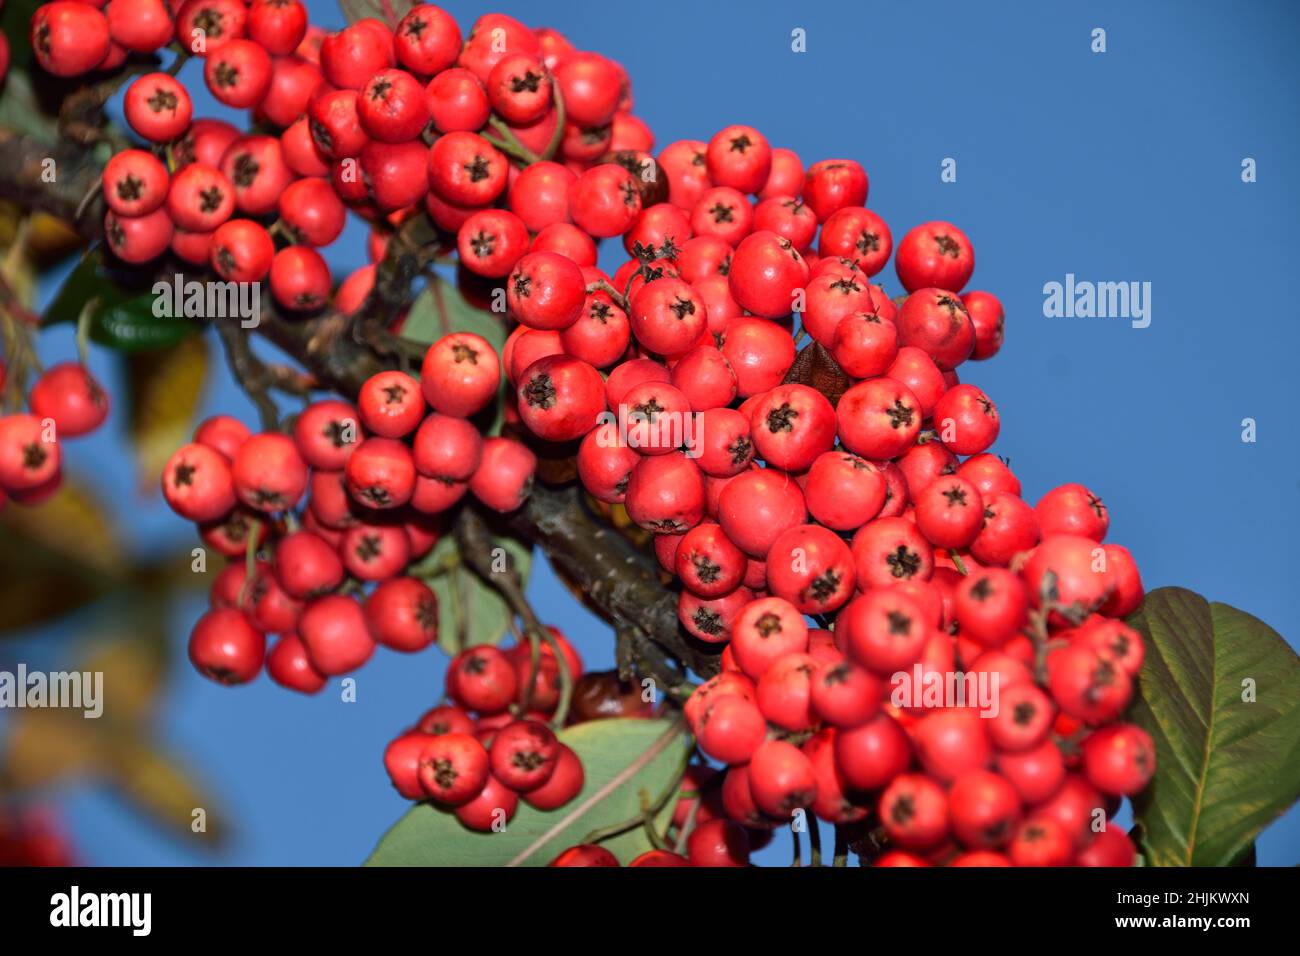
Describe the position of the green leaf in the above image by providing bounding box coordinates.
[1,0,44,74]
[44,255,197,352]
[407,530,533,654]
[338,0,415,26]
[365,718,689,866]
[1128,587,1300,866]
[400,276,507,350]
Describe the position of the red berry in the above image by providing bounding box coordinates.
[319,19,394,90]
[205,39,272,108]
[188,607,265,685]
[624,452,705,533]
[843,588,929,675]
[394,4,461,74]
[988,682,1055,752]
[267,633,327,694]
[160,441,234,521]
[248,0,307,56]
[550,845,618,867]
[554,51,622,127]
[914,475,984,549]
[507,251,586,330]
[803,159,869,222]
[232,432,308,513]
[412,412,483,482]
[765,524,855,614]
[454,773,518,831]
[274,530,344,599]
[420,331,501,417]
[358,68,430,143]
[729,597,808,680]
[970,492,1039,567]
[932,383,1000,455]
[569,163,642,239]
[836,377,922,461]
[629,278,707,358]
[345,437,416,510]
[747,739,817,819]
[489,719,560,792]
[1009,817,1073,867]
[523,743,584,810]
[427,131,507,206]
[210,219,274,282]
[457,209,530,279]
[706,125,771,195]
[675,522,747,598]
[102,149,169,217]
[424,67,489,133]
[696,694,766,765]
[879,773,949,849]
[29,363,109,438]
[897,289,975,371]
[686,818,750,867]
[896,220,975,293]
[755,653,818,732]
[954,568,1029,646]
[104,208,173,264]
[298,594,375,675]
[716,468,807,559]
[124,73,192,142]
[948,770,1021,849]
[961,290,1005,360]
[418,733,490,805]
[32,2,110,76]
[819,207,893,276]
[1047,644,1132,725]
[851,516,934,588]
[469,437,536,512]
[728,231,809,319]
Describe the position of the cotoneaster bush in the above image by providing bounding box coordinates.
[1,0,1296,869]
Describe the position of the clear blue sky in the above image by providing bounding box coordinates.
[5,0,1297,865]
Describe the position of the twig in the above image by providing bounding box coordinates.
[216,321,281,431]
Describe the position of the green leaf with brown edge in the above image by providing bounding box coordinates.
[1127,587,1300,866]
[364,718,689,866]
[407,530,533,655]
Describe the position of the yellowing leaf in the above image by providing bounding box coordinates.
[0,479,121,575]
[125,335,210,493]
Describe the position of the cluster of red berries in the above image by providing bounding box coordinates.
[0,360,109,511]
[32,0,646,314]
[27,1,1158,866]
[163,345,539,688]
[383,633,590,832]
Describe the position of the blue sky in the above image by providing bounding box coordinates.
[4,0,1297,865]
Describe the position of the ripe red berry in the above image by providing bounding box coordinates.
[755,653,818,732]
[629,278,707,358]
[298,594,375,676]
[686,818,751,867]
[319,19,394,90]
[729,597,809,680]
[1008,816,1073,867]
[1023,533,1114,616]
[549,845,618,867]
[914,475,984,549]
[358,371,425,439]
[522,743,584,811]
[160,441,234,522]
[358,68,430,143]
[345,437,416,510]
[896,289,975,371]
[765,524,855,615]
[427,131,507,206]
[102,149,169,217]
[469,437,536,512]
[274,530,344,599]
[747,739,817,819]
[412,412,483,483]
[836,377,922,461]
[394,4,461,74]
[696,694,766,765]
[568,163,642,239]
[624,452,705,533]
[1036,482,1109,542]
[489,719,560,792]
[232,432,308,513]
[728,231,809,319]
[842,588,929,675]
[879,773,949,849]
[716,468,807,559]
[267,633,327,695]
[803,158,869,222]
[896,220,975,294]
[420,331,502,418]
[706,125,771,195]
[954,568,1029,646]
[961,290,1005,360]
[457,209,529,279]
[104,208,173,265]
[32,2,111,76]
[210,219,274,282]
[989,682,1056,752]
[247,0,307,55]
[675,522,747,598]
[418,733,490,805]
[819,207,893,276]
[933,383,1000,456]
[1047,644,1132,725]
[970,492,1039,567]
[1075,826,1137,867]
[188,607,265,685]
[204,39,272,108]
[29,363,109,438]
[123,73,192,142]
[810,658,883,729]
[424,66,490,133]
[554,51,622,127]
[454,773,519,831]
[507,251,586,330]
[948,770,1021,850]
